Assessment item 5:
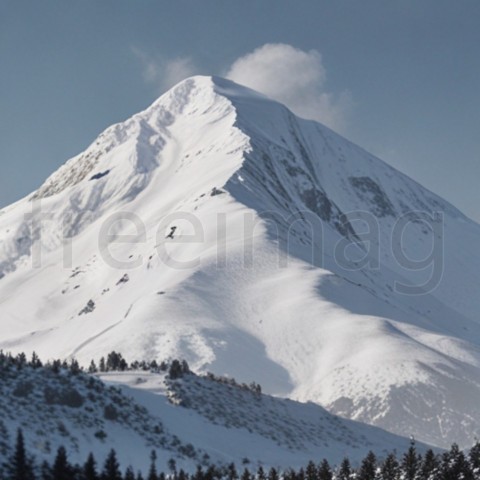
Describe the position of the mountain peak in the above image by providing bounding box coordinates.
[155,75,269,102]
[2,74,480,451]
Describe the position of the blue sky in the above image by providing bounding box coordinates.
[1,0,479,221]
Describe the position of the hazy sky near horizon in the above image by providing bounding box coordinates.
[1,1,479,221]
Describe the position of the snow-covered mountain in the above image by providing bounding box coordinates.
[1,76,480,450]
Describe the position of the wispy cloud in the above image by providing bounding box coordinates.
[226,43,352,132]
[131,47,198,93]
[163,57,197,90]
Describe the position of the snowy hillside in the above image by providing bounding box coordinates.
[1,76,480,449]
[0,358,202,473]
[0,356,424,472]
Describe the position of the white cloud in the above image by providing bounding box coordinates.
[131,47,198,93]
[163,57,197,90]
[226,43,351,132]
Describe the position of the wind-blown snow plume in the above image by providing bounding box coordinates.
[227,43,351,130]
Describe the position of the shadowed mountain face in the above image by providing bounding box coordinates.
[1,76,480,448]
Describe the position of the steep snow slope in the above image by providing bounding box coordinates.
[1,76,480,449]
[0,362,425,472]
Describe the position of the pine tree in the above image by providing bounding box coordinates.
[204,466,216,480]
[52,446,71,480]
[241,469,252,480]
[381,453,399,480]
[402,440,421,480]
[69,358,81,375]
[106,351,128,372]
[358,451,377,480]
[88,360,98,374]
[31,351,42,368]
[168,360,184,379]
[257,466,266,480]
[227,462,238,480]
[83,453,98,480]
[318,460,332,480]
[192,465,204,480]
[51,359,61,374]
[181,360,190,374]
[267,467,279,480]
[337,458,351,480]
[16,352,27,368]
[420,449,439,480]
[282,469,296,480]
[102,449,122,480]
[4,428,36,480]
[441,444,473,480]
[147,450,158,480]
[470,442,480,480]
[306,461,317,480]
[177,470,187,480]
[167,458,177,477]
[124,467,135,480]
